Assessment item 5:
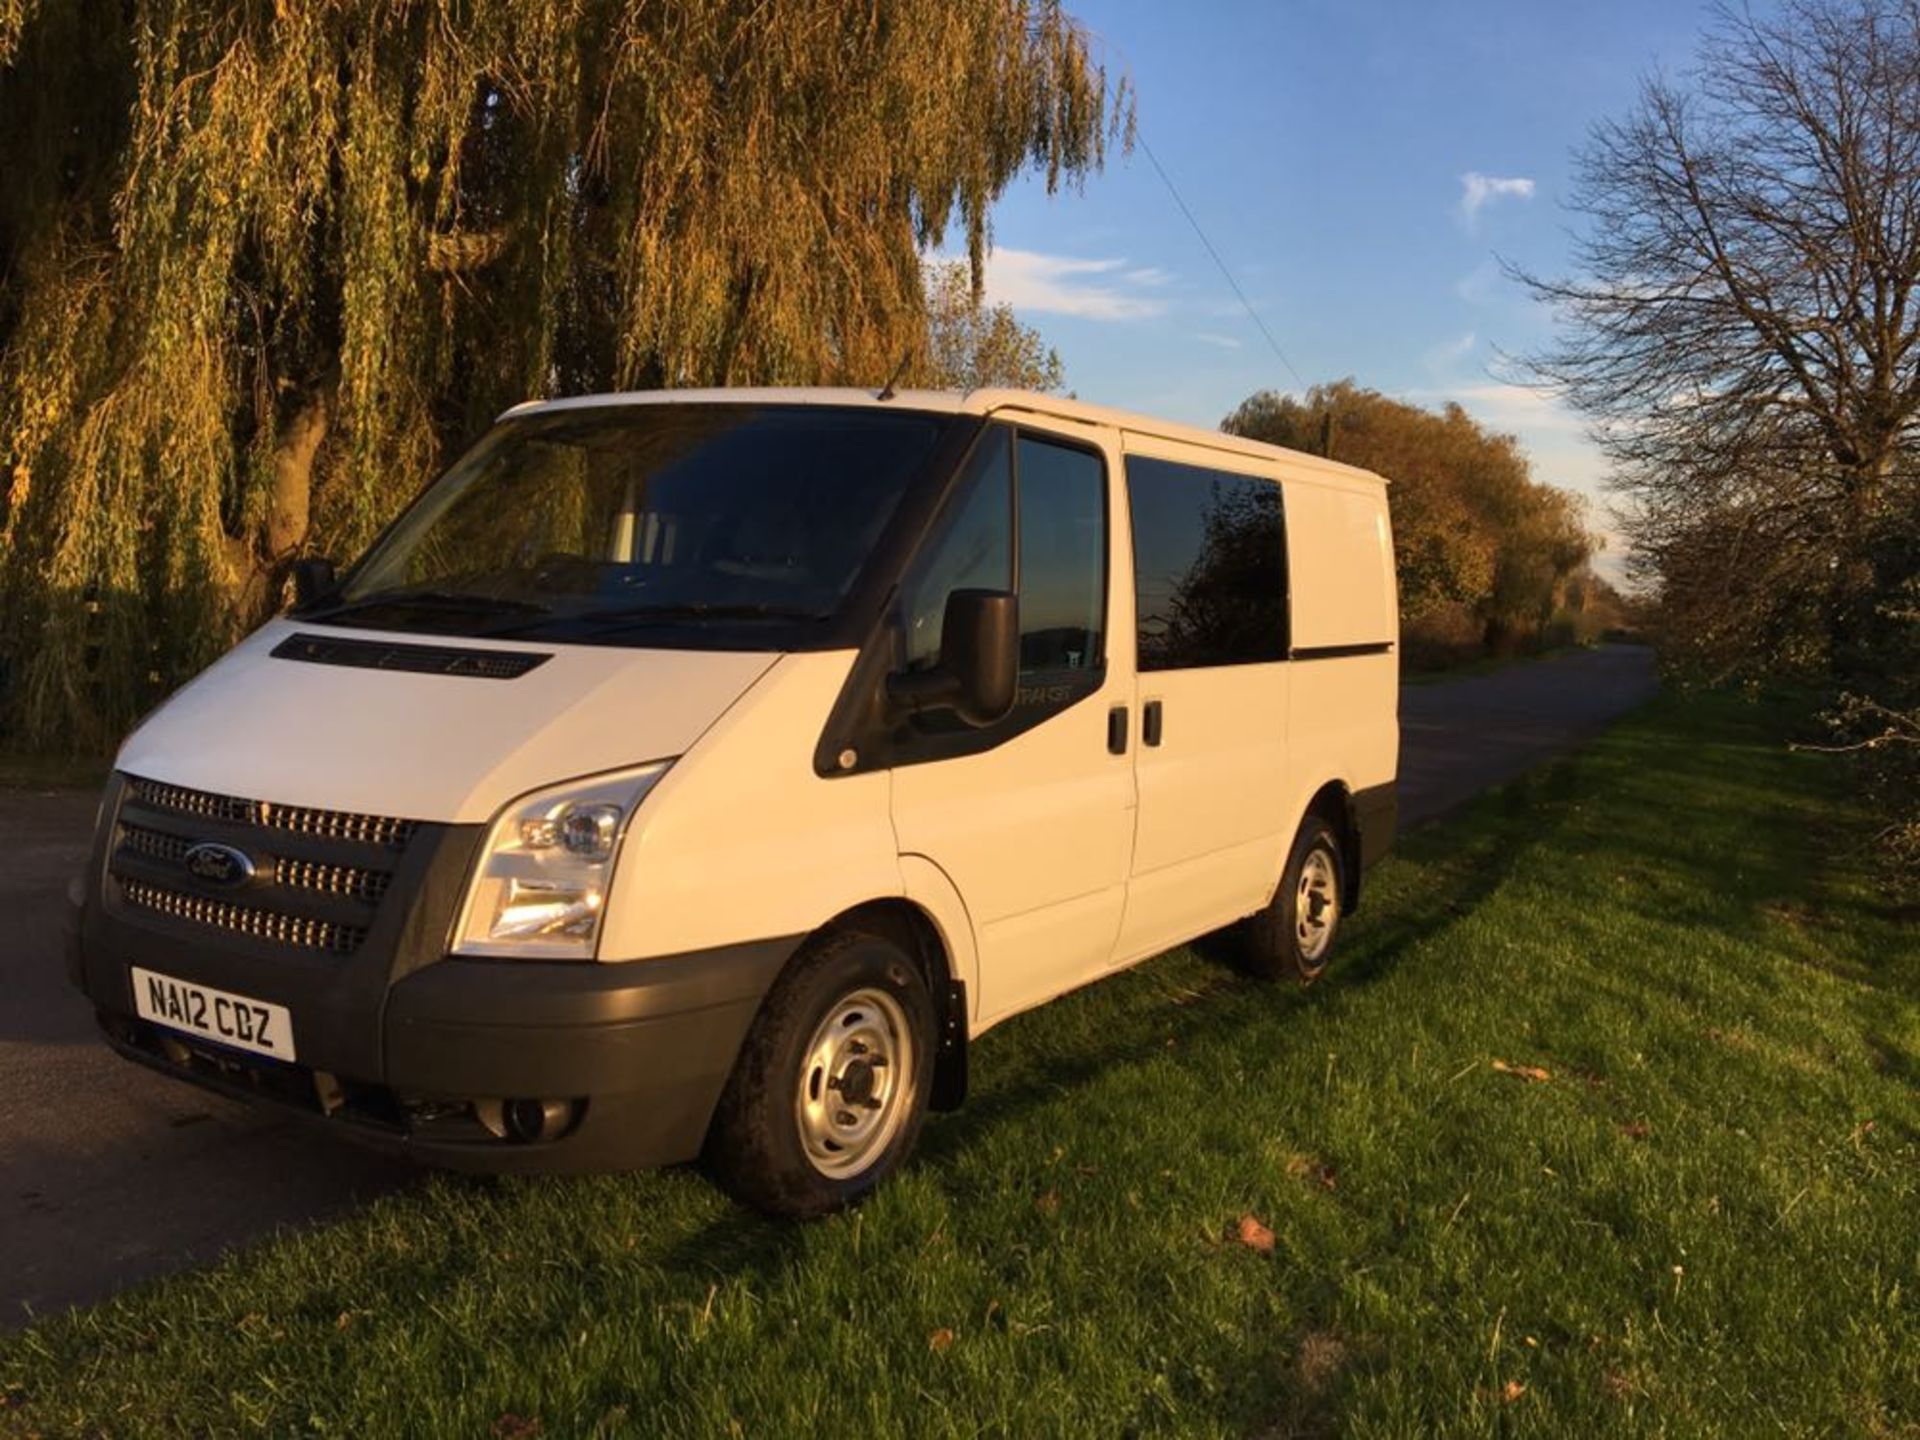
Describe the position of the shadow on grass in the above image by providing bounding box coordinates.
[636,776,1549,1318]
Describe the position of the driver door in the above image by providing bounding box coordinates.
[888,421,1137,1026]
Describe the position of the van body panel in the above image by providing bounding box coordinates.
[889,638,1136,1027]
[1285,475,1399,651]
[1114,661,1291,955]
[603,651,903,960]
[117,618,777,824]
[1110,831,1285,970]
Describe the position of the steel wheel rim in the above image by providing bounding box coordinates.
[794,986,914,1179]
[1295,847,1339,963]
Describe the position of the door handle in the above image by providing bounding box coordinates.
[1107,704,1129,755]
[1143,699,1163,747]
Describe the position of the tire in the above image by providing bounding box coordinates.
[1238,815,1345,983]
[705,929,936,1218]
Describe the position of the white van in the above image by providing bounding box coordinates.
[67,388,1397,1215]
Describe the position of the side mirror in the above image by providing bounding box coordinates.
[290,556,338,609]
[888,589,1018,728]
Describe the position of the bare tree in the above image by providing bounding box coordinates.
[1516,0,1920,673]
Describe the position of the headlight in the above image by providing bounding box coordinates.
[453,762,671,960]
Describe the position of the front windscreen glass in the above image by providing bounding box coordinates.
[309,404,951,645]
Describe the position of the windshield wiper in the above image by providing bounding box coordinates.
[581,601,831,629]
[307,589,553,620]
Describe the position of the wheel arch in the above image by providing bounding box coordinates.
[1298,778,1365,913]
[815,896,970,1112]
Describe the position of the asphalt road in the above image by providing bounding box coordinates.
[1398,643,1660,825]
[0,644,1657,1327]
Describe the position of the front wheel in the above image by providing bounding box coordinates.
[1238,816,1345,983]
[705,929,935,1217]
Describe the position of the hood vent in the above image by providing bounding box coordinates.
[271,632,551,680]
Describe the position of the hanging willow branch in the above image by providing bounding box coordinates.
[0,0,1130,752]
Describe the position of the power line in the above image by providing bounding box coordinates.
[1135,131,1308,393]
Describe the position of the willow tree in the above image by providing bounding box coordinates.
[0,0,1129,752]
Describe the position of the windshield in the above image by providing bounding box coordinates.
[308,404,952,646]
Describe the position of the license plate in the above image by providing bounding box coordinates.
[130,966,297,1063]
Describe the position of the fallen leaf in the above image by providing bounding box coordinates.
[1035,1189,1061,1217]
[1502,1380,1527,1403]
[492,1415,543,1440]
[1316,1165,1338,1192]
[928,1328,955,1353]
[1490,1059,1552,1083]
[1620,1121,1651,1140]
[1236,1214,1276,1252]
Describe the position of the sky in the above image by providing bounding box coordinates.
[965,0,1723,577]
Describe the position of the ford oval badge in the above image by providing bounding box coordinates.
[182,841,255,887]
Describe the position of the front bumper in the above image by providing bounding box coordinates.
[79,924,796,1173]
[69,774,797,1173]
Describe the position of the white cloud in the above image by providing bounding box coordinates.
[1192,331,1244,349]
[974,248,1171,320]
[1458,172,1536,225]
[1447,382,1588,437]
[1424,330,1477,370]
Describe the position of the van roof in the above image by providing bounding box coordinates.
[501,386,1388,489]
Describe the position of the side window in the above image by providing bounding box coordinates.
[1127,456,1288,671]
[1016,434,1106,675]
[899,427,1012,672]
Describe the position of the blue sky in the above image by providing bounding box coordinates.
[967,0,1721,573]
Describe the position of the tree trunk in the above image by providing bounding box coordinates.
[224,369,336,620]
[266,374,333,562]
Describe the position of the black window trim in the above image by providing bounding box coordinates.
[1124,451,1293,674]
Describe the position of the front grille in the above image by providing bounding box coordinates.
[275,856,391,904]
[126,777,418,850]
[119,822,392,905]
[119,879,369,955]
[119,823,191,864]
[110,776,421,956]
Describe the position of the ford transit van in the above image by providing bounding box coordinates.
[67,387,1398,1216]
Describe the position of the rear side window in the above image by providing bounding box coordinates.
[1127,456,1288,670]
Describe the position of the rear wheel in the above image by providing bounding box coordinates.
[705,929,935,1217]
[1239,815,1345,983]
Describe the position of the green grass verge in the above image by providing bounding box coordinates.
[4,691,1916,1437]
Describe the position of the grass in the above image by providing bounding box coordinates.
[4,690,1916,1437]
